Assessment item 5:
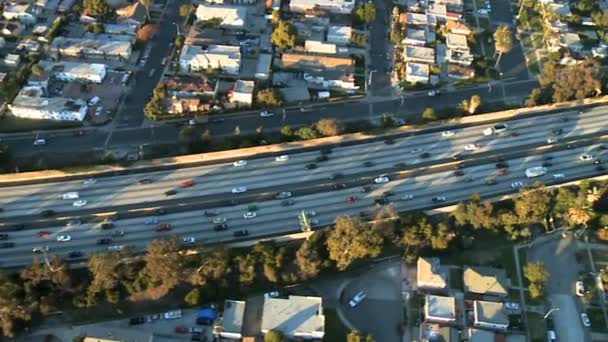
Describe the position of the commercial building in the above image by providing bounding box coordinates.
[417,257,448,290]
[289,0,355,15]
[9,86,87,121]
[195,3,248,28]
[424,295,456,323]
[261,295,325,340]
[49,37,132,60]
[473,300,509,330]
[179,44,241,74]
[214,300,246,340]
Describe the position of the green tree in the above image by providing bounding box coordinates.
[87,252,122,298]
[514,187,553,228]
[468,95,482,114]
[315,118,344,137]
[83,0,111,19]
[257,88,284,107]
[326,216,383,270]
[184,288,202,305]
[271,20,297,51]
[0,272,31,337]
[31,64,43,77]
[295,127,321,140]
[452,194,497,230]
[351,32,368,47]
[422,107,437,121]
[524,262,549,299]
[280,125,294,141]
[347,331,363,342]
[190,248,229,286]
[235,253,257,285]
[179,4,193,18]
[265,329,286,342]
[494,25,513,68]
[296,240,323,279]
[353,3,378,24]
[145,237,185,290]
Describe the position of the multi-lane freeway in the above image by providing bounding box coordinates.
[1,107,607,268]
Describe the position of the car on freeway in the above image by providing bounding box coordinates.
[38,231,51,238]
[374,198,389,205]
[264,291,280,299]
[394,162,407,169]
[374,175,390,184]
[552,128,563,135]
[179,180,195,188]
[346,196,358,203]
[275,155,289,162]
[243,212,256,219]
[581,313,591,327]
[63,192,79,200]
[402,194,414,200]
[384,138,395,145]
[441,130,455,137]
[56,235,71,242]
[0,234,8,240]
[306,163,317,170]
[111,230,125,237]
[214,223,228,231]
[73,200,87,207]
[553,173,565,179]
[316,155,329,162]
[595,159,603,165]
[525,166,548,178]
[232,187,247,194]
[349,291,367,308]
[107,245,124,251]
[100,222,114,229]
[454,170,465,177]
[363,161,374,167]
[281,199,295,206]
[33,138,46,146]
[32,246,50,253]
[304,210,316,216]
[420,152,430,159]
[155,224,172,232]
[67,251,84,259]
[129,317,146,325]
[138,178,153,184]
[580,153,593,161]
[66,220,82,227]
[546,136,558,144]
[497,169,509,176]
[183,237,196,245]
[542,161,553,167]
[0,242,14,248]
[275,191,292,199]
[464,143,481,151]
[40,210,55,218]
[576,281,585,296]
[213,217,227,224]
[511,181,524,189]
[485,177,497,185]
[260,110,274,117]
[360,186,371,193]
[427,89,440,96]
[144,217,159,225]
[409,148,421,154]
[330,173,344,180]
[233,229,249,237]
[83,178,96,185]
[233,160,247,167]
[203,210,218,217]
[97,238,112,245]
[496,162,508,169]
[164,189,177,196]
[432,196,447,203]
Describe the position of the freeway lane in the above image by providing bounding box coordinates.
[0,107,604,221]
[1,143,606,268]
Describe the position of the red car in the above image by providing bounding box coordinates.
[38,231,51,238]
[179,180,194,188]
[360,186,371,193]
[155,224,172,232]
[174,326,188,334]
[497,169,509,176]
[346,196,358,203]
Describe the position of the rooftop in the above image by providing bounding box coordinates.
[417,257,448,289]
[281,53,353,70]
[403,45,435,62]
[220,300,245,335]
[195,3,247,27]
[425,295,456,321]
[233,80,254,93]
[446,33,469,49]
[261,296,325,339]
[474,300,508,326]
[463,266,509,297]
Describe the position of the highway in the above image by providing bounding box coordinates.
[0,107,605,222]
[0,140,607,268]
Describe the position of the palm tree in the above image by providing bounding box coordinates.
[494,25,513,68]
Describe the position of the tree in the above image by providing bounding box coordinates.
[295,127,321,140]
[494,25,513,68]
[316,118,344,137]
[347,330,375,342]
[83,0,111,19]
[514,187,553,228]
[190,248,229,286]
[179,4,193,18]
[296,240,323,279]
[567,206,594,227]
[538,59,604,103]
[145,237,185,290]
[0,272,31,338]
[257,88,284,107]
[351,32,368,47]
[184,288,202,305]
[524,261,549,298]
[271,20,297,51]
[452,194,497,230]
[353,3,377,24]
[265,329,286,342]
[87,252,122,297]
[280,125,294,141]
[468,95,482,114]
[422,107,437,121]
[326,216,383,270]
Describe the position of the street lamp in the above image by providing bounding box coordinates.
[172,21,181,36]
[366,69,377,94]
[543,308,560,320]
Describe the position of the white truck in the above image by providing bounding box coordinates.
[62,192,79,200]
[483,123,508,136]
[525,166,547,178]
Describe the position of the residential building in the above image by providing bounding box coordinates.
[420,323,459,342]
[445,21,471,36]
[167,97,208,114]
[546,19,568,33]
[463,267,509,298]
[289,0,355,15]
[104,24,138,36]
[229,80,254,105]
[448,49,474,66]
[179,44,241,74]
[447,64,475,79]
[403,27,428,46]
[446,33,469,51]
[49,37,132,60]
[305,40,337,54]
[17,39,41,54]
[261,295,325,340]
[417,257,448,290]
[0,21,21,36]
[33,61,107,85]
[473,301,509,331]
[327,25,352,45]
[406,62,429,84]
[165,75,216,97]
[116,2,147,26]
[280,53,353,71]
[214,300,246,340]
[255,53,272,80]
[3,54,20,67]
[403,46,435,64]
[195,3,248,28]
[424,295,456,323]
[2,3,36,24]
[9,86,87,121]
[185,27,239,47]
[401,12,435,26]
[58,0,76,13]
[303,71,357,90]
[559,33,583,53]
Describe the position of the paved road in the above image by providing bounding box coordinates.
[1,137,608,267]
[489,0,530,82]
[1,105,603,221]
[368,0,392,96]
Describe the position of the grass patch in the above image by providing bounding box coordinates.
[323,308,350,342]
[453,75,492,87]
[526,312,547,342]
[0,116,82,133]
[587,307,608,333]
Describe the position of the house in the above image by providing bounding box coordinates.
[424,295,456,323]
[560,33,583,53]
[280,53,353,71]
[446,33,469,51]
[473,301,509,331]
[305,40,337,54]
[468,328,496,342]
[448,49,474,66]
[406,62,430,84]
[115,2,147,26]
[2,3,36,24]
[3,54,20,67]
[294,20,326,41]
[229,80,254,105]
[256,53,272,80]
[302,70,358,90]
[17,39,42,53]
[261,295,325,340]
[403,27,428,46]
[185,27,239,46]
[9,86,87,121]
[215,300,246,340]
[420,323,459,342]
[49,37,132,60]
[327,25,352,45]
[417,257,448,290]
[463,267,509,298]
[34,61,107,84]
[401,12,435,26]
[179,44,241,74]
[426,4,462,21]
[403,45,435,64]
[104,24,138,36]
[546,19,568,33]
[165,75,216,97]
[445,21,471,36]
[548,2,572,17]
[0,21,21,36]
[289,0,355,15]
[195,3,248,28]
[448,64,475,79]
[167,97,208,114]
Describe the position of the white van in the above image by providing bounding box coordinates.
[88,96,100,106]
[525,166,547,178]
[62,192,79,200]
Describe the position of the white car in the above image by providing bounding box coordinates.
[88,96,100,106]
[464,143,481,151]
[580,154,593,161]
[402,194,414,200]
[163,310,182,319]
[232,187,247,194]
[374,175,390,184]
[83,178,96,185]
[427,89,440,96]
[144,218,159,225]
[581,313,591,327]
[260,110,275,117]
[505,302,520,311]
[183,237,196,245]
[348,291,367,308]
[107,245,124,251]
[264,291,280,299]
[275,155,289,162]
[62,192,79,200]
[213,217,227,224]
[56,235,71,242]
[547,136,558,144]
[511,181,524,188]
[32,246,50,253]
[95,107,103,116]
[233,160,247,167]
[303,210,316,216]
[73,200,87,207]
[576,281,585,296]
[441,130,455,137]
[243,212,257,219]
[553,173,565,180]
[33,138,46,146]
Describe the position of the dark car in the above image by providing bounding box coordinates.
[454,170,465,176]
[360,186,371,193]
[542,161,553,167]
[374,198,389,205]
[332,183,347,190]
[138,178,153,184]
[597,165,605,172]
[214,223,228,231]
[12,223,25,230]
[155,208,167,215]
[321,147,332,155]
[464,177,474,182]
[204,210,218,217]
[544,155,553,160]
[432,196,447,203]
[306,163,317,170]
[40,209,55,218]
[420,152,430,159]
[455,163,465,169]
[382,191,394,197]
[281,199,295,206]
[155,224,172,232]
[363,161,374,167]
[496,162,508,169]
[552,128,563,135]
[452,153,463,160]
[329,173,344,180]
[164,190,177,196]
[67,251,84,259]
[97,238,112,245]
[359,211,369,218]
[316,155,329,162]
[233,230,249,237]
[485,178,497,185]
[384,139,395,145]
[0,242,14,248]
[101,222,114,230]
[129,317,146,325]
[0,234,8,240]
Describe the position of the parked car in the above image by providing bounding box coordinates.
[581,313,591,327]
[129,317,145,325]
[164,310,182,319]
[348,291,367,308]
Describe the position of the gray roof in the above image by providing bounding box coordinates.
[221,300,245,335]
[261,296,325,338]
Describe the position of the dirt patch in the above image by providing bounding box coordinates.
[128,286,169,302]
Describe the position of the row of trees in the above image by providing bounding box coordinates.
[421,95,482,121]
[280,118,344,141]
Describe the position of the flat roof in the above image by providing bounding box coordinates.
[463,266,509,296]
[195,4,247,27]
[446,33,468,48]
[425,295,456,320]
[221,300,245,334]
[261,295,325,338]
[474,300,508,325]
